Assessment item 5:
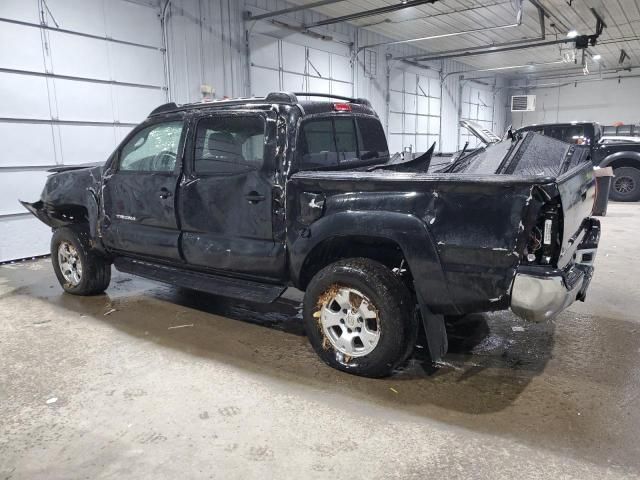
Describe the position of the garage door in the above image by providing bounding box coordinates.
[249,33,353,99]
[0,0,165,262]
[459,84,495,149]
[388,69,441,155]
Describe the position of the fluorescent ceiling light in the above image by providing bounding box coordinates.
[567,30,578,38]
[593,54,602,60]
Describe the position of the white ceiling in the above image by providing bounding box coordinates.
[285,0,640,78]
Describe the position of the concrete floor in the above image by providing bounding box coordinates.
[1,203,640,479]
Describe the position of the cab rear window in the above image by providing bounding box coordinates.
[298,116,389,170]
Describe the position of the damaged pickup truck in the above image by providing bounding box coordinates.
[22,92,600,377]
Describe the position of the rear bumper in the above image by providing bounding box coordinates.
[510,218,600,322]
[511,269,585,321]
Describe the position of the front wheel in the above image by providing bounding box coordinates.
[610,166,640,202]
[51,227,111,295]
[303,258,418,378]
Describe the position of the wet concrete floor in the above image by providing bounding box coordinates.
[1,202,639,479]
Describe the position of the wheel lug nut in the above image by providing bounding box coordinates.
[356,327,361,332]
[347,328,352,333]
[342,309,348,313]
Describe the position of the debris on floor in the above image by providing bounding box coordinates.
[512,326,525,332]
[168,324,194,330]
[104,308,116,316]
[45,397,57,405]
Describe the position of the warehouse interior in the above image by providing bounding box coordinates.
[2,0,640,478]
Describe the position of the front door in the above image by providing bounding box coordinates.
[178,111,286,280]
[101,117,185,261]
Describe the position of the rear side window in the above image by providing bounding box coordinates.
[299,119,337,169]
[194,115,265,174]
[298,116,388,170]
[356,117,388,160]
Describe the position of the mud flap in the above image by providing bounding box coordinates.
[417,293,448,363]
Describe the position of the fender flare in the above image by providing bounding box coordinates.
[599,151,640,168]
[289,210,452,362]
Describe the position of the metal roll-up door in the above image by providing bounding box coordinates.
[0,0,166,261]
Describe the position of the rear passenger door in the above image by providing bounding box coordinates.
[178,111,286,280]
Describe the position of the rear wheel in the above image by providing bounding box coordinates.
[303,258,418,378]
[610,166,640,202]
[51,227,111,295]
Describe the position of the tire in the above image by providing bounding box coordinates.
[610,166,640,202]
[51,226,111,295]
[303,258,418,378]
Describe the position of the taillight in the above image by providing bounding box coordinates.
[524,201,561,265]
[333,103,352,111]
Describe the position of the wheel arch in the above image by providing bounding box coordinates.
[599,151,640,170]
[289,210,454,311]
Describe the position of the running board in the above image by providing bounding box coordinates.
[113,257,286,303]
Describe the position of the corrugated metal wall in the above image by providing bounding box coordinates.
[166,0,508,153]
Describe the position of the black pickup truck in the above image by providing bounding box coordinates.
[22,92,600,377]
[517,122,640,202]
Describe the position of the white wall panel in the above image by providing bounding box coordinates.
[282,72,305,93]
[109,43,164,86]
[113,86,165,123]
[330,80,352,97]
[511,76,640,127]
[249,34,279,69]
[59,125,116,165]
[0,217,52,262]
[0,73,51,119]
[0,23,45,72]
[49,31,111,80]
[250,68,279,96]
[282,42,306,74]
[331,55,351,83]
[309,76,330,93]
[105,0,162,47]
[0,0,41,23]
[389,113,403,133]
[388,135,403,155]
[116,126,134,144]
[308,48,329,77]
[0,171,50,216]
[46,0,108,37]
[0,124,56,167]
[54,79,114,122]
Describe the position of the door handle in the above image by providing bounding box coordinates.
[246,191,266,203]
[159,188,173,199]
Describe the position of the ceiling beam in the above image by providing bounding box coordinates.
[303,0,439,29]
[410,38,573,63]
[246,0,347,22]
[393,0,544,61]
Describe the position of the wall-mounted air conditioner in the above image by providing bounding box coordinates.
[511,95,536,112]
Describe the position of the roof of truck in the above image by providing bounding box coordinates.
[148,92,378,118]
